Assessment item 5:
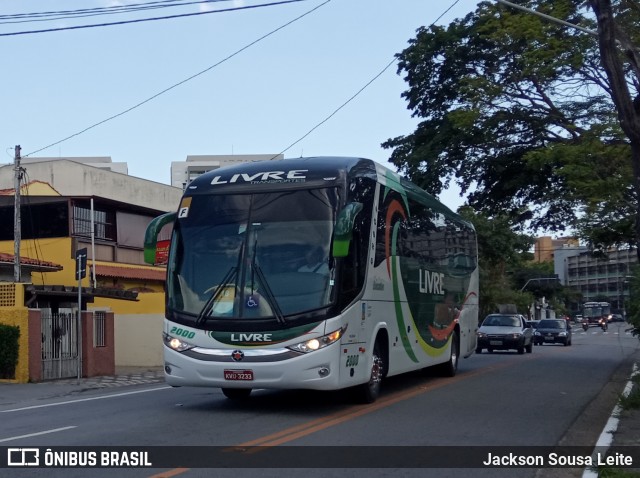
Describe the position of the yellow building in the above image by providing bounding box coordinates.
[534,236,579,263]
[0,160,183,371]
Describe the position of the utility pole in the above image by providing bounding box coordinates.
[13,145,22,283]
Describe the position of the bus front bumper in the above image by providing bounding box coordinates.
[163,343,345,391]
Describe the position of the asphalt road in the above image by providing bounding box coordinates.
[1,322,638,478]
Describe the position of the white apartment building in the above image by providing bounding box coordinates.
[170,154,284,189]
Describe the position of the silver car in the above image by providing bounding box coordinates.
[476,313,534,354]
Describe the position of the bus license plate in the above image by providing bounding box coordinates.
[224,369,254,381]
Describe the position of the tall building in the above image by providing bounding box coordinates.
[534,236,635,315]
[170,154,284,189]
[564,248,636,314]
[534,236,579,263]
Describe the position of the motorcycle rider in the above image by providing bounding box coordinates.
[599,316,608,331]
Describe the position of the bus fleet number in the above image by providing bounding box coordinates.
[170,326,195,339]
[345,355,359,367]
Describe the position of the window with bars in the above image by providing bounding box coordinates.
[93,311,106,347]
[73,204,115,241]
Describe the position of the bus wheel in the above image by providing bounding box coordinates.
[438,331,459,377]
[357,341,383,404]
[221,388,252,400]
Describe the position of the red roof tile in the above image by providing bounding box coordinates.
[0,253,63,270]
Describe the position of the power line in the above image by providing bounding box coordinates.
[275,0,463,157]
[25,0,461,162]
[0,0,307,37]
[275,57,398,157]
[25,0,330,157]
[0,0,201,23]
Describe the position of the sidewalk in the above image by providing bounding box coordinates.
[0,366,165,407]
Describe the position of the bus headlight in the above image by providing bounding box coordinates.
[287,328,345,354]
[163,332,195,352]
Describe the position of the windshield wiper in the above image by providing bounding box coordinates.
[248,239,286,324]
[253,262,286,324]
[195,266,237,325]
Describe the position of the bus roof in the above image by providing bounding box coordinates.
[186,156,371,192]
[184,156,467,224]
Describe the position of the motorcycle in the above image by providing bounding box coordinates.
[582,318,589,331]
[599,317,608,331]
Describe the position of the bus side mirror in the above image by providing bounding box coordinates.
[144,211,176,264]
[332,202,363,258]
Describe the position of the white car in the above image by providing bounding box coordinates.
[476,313,534,354]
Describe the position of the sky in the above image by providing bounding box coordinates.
[1,0,481,211]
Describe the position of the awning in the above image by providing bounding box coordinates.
[25,285,138,305]
[92,264,166,282]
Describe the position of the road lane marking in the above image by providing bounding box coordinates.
[149,360,522,477]
[0,426,77,443]
[234,361,517,449]
[148,468,190,478]
[0,386,171,413]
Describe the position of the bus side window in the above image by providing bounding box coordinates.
[337,176,374,307]
[341,232,360,292]
[338,222,367,307]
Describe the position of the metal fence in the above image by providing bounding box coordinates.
[41,311,78,380]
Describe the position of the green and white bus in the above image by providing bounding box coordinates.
[144,157,478,402]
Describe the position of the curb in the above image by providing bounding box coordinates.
[582,363,639,478]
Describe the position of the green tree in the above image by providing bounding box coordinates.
[513,261,577,315]
[588,0,640,256]
[458,206,535,317]
[383,0,637,249]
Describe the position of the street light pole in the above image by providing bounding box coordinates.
[495,0,598,36]
[520,277,560,292]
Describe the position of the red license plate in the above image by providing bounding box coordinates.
[224,369,254,381]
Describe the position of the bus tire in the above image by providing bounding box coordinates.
[221,388,252,400]
[438,330,459,377]
[356,340,384,404]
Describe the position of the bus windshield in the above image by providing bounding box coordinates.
[167,188,339,320]
[583,302,611,320]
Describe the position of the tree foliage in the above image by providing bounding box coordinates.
[384,0,638,248]
[458,206,535,317]
[588,0,640,257]
[624,264,640,336]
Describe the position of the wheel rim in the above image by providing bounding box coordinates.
[451,341,458,368]
[369,354,383,390]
